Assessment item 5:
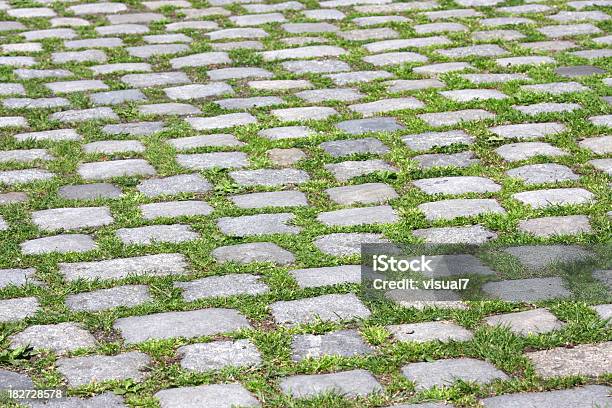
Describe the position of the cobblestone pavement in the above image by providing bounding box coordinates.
[0,0,610,406]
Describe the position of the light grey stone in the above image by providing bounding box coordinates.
[289,265,361,288]
[0,149,53,164]
[52,50,107,64]
[57,352,151,387]
[282,59,350,74]
[187,113,257,130]
[272,106,337,121]
[413,62,474,75]
[484,309,565,335]
[78,159,156,180]
[303,9,345,20]
[140,201,213,220]
[217,213,300,236]
[90,89,146,106]
[230,169,309,186]
[170,52,231,68]
[27,393,126,408]
[496,142,567,161]
[137,174,211,197]
[116,224,199,245]
[10,322,96,354]
[514,102,581,115]
[326,183,398,205]
[519,215,591,237]
[208,67,272,81]
[440,89,507,102]
[526,342,612,378]
[412,225,497,244]
[178,339,261,371]
[115,309,251,344]
[413,176,500,195]
[107,12,164,24]
[176,274,268,300]
[60,253,188,281]
[349,97,424,116]
[538,23,602,38]
[0,267,37,288]
[230,12,287,26]
[593,304,612,321]
[271,293,370,326]
[164,83,233,100]
[336,117,404,135]
[280,369,382,397]
[21,234,96,255]
[64,37,124,49]
[462,73,530,84]
[260,45,346,61]
[207,28,268,40]
[122,72,190,88]
[403,131,474,152]
[96,24,150,36]
[0,169,53,185]
[0,297,39,322]
[385,79,445,92]
[320,138,389,157]
[66,285,151,312]
[363,51,428,66]
[51,107,119,123]
[283,22,339,33]
[325,70,394,85]
[0,116,28,128]
[22,28,76,41]
[267,148,306,166]
[555,65,606,77]
[513,188,594,208]
[579,135,612,154]
[14,129,80,142]
[32,206,113,231]
[419,199,505,221]
[419,109,495,127]
[503,245,594,270]
[480,385,611,408]
[401,358,509,390]
[3,97,69,109]
[169,134,243,149]
[425,8,483,20]
[314,232,390,256]
[317,205,398,226]
[139,102,200,116]
[296,88,362,103]
[413,151,479,169]
[521,81,589,95]
[506,163,579,184]
[0,192,28,204]
[154,384,260,408]
[325,159,398,181]
[216,96,282,109]
[213,242,295,264]
[231,190,307,208]
[103,121,165,136]
[0,369,33,390]
[84,140,145,154]
[177,152,248,170]
[482,277,571,301]
[437,44,507,58]
[291,329,372,361]
[388,321,473,343]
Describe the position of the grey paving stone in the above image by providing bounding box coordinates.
[519,215,591,237]
[230,169,309,186]
[0,267,38,289]
[325,183,397,205]
[349,97,424,116]
[169,134,244,149]
[556,65,606,78]
[385,79,445,92]
[69,2,128,14]
[66,285,151,312]
[51,107,119,123]
[484,308,565,335]
[0,297,39,322]
[78,159,156,180]
[267,148,306,166]
[208,67,272,81]
[272,106,337,121]
[187,113,257,130]
[296,88,362,103]
[480,385,611,408]
[216,96,283,109]
[303,9,346,20]
[336,117,404,135]
[52,50,107,64]
[0,192,28,204]
[143,33,192,44]
[213,242,295,264]
[207,28,268,40]
[418,109,495,127]
[521,81,589,95]
[419,199,505,221]
[0,83,25,95]
[341,27,399,41]
[10,322,96,354]
[122,72,190,88]
[425,8,483,19]
[14,128,80,142]
[0,169,54,185]
[177,152,248,170]
[513,188,594,208]
[103,121,165,136]
[283,22,339,33]
[0,149,53,164]
[440,89,507,102]
[21,234,96,255]
[413,151,479,169]
[176,274,268,300]
[413,176,500,195]
[506,163,579,185]
[593,304,611,321]
[137,174,211,197]
[96,23,150,36]
[28,392,127,408]
[280,369,382,397]
[320,138,389,157]
[503,244,593,270]
[107,12,164,24]
[526,342,612,378]
[139,102,201,116]
[317,205,398,226]
[579,135,612,154]
[231,12,287,26]
[413,62,474,75]
[412,225,498,244]
[170,51,231,68]
[0,116,28,128]
[84,140,145,154]
[520,40,577,52]
[0,56,36,67]
[388,321,473,343]
[230,190,307,208]
[539,23,601,37]
[154,383,260,408]
[593,270,611,291]
[140,201,213,220]
[325,159,398,181]
[496,142,567,162]
[32,206,113,231]
[462,73,530,84]
[23,28,77,41]
[271,293,370,326]
[3,96,70,109]
[325,70,394,85]
[164,83,233,100]
[402,131,474,152]
[514,102,581,115]
[114,309,251,344]
[57,351,151,387]
[246,1,304,12]
[414,22,468,34]
[260,45,347,61]
[116,224,199,245]
[282,60,350,75]
[589,158,612,175]
[314,232,390,256]
[363,51,428,66]
[90,89,146,105]
[60,253,187,281]
[64,38,124,49]
[178,339,261,371]
[473,29,526,41]
[289,265,361,289]
[248,79,312,91]
[293,329,373,362]
[0,368,34,390]
[437,44,508,58]
[590,114,612,127]
[482,277,571,301]
[401,358,509,390]
[217,213,300,236]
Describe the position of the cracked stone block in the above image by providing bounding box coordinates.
[32,206,114,231]
[114,308,251,344]
[279,369,382,397]
[526,342,612,378]
[512,188,594,208]
[178,339,262,371]
[271,293,371,326]
[116,224,199,245]
[154,383,260,408]
[413,225,498,244]
[57,351,151,387]
[140,200,213,220]
[177,152,248,170]
[78,159,156,180]
[401,358,509,390]
[518,215,591,237]
[413,176,501,195]
[0,297,39,322]
[175,274,269,300]
[213,242,295,264]
[484,308,565,335]
[217,213,300,236]
[60,253,187,281]
[21,234,96,255]
[388,321,473,343]
[10,322,96,354]
[230,169,309,186]
[317,205,399,226]
[291,329,373,361]
[482,277,571,301]
[419,199,505,221]
[496,142,567,162]
[136,174,211,197]
[481,385,611,408]
[66,285,151,312]
[289,265,361,288]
